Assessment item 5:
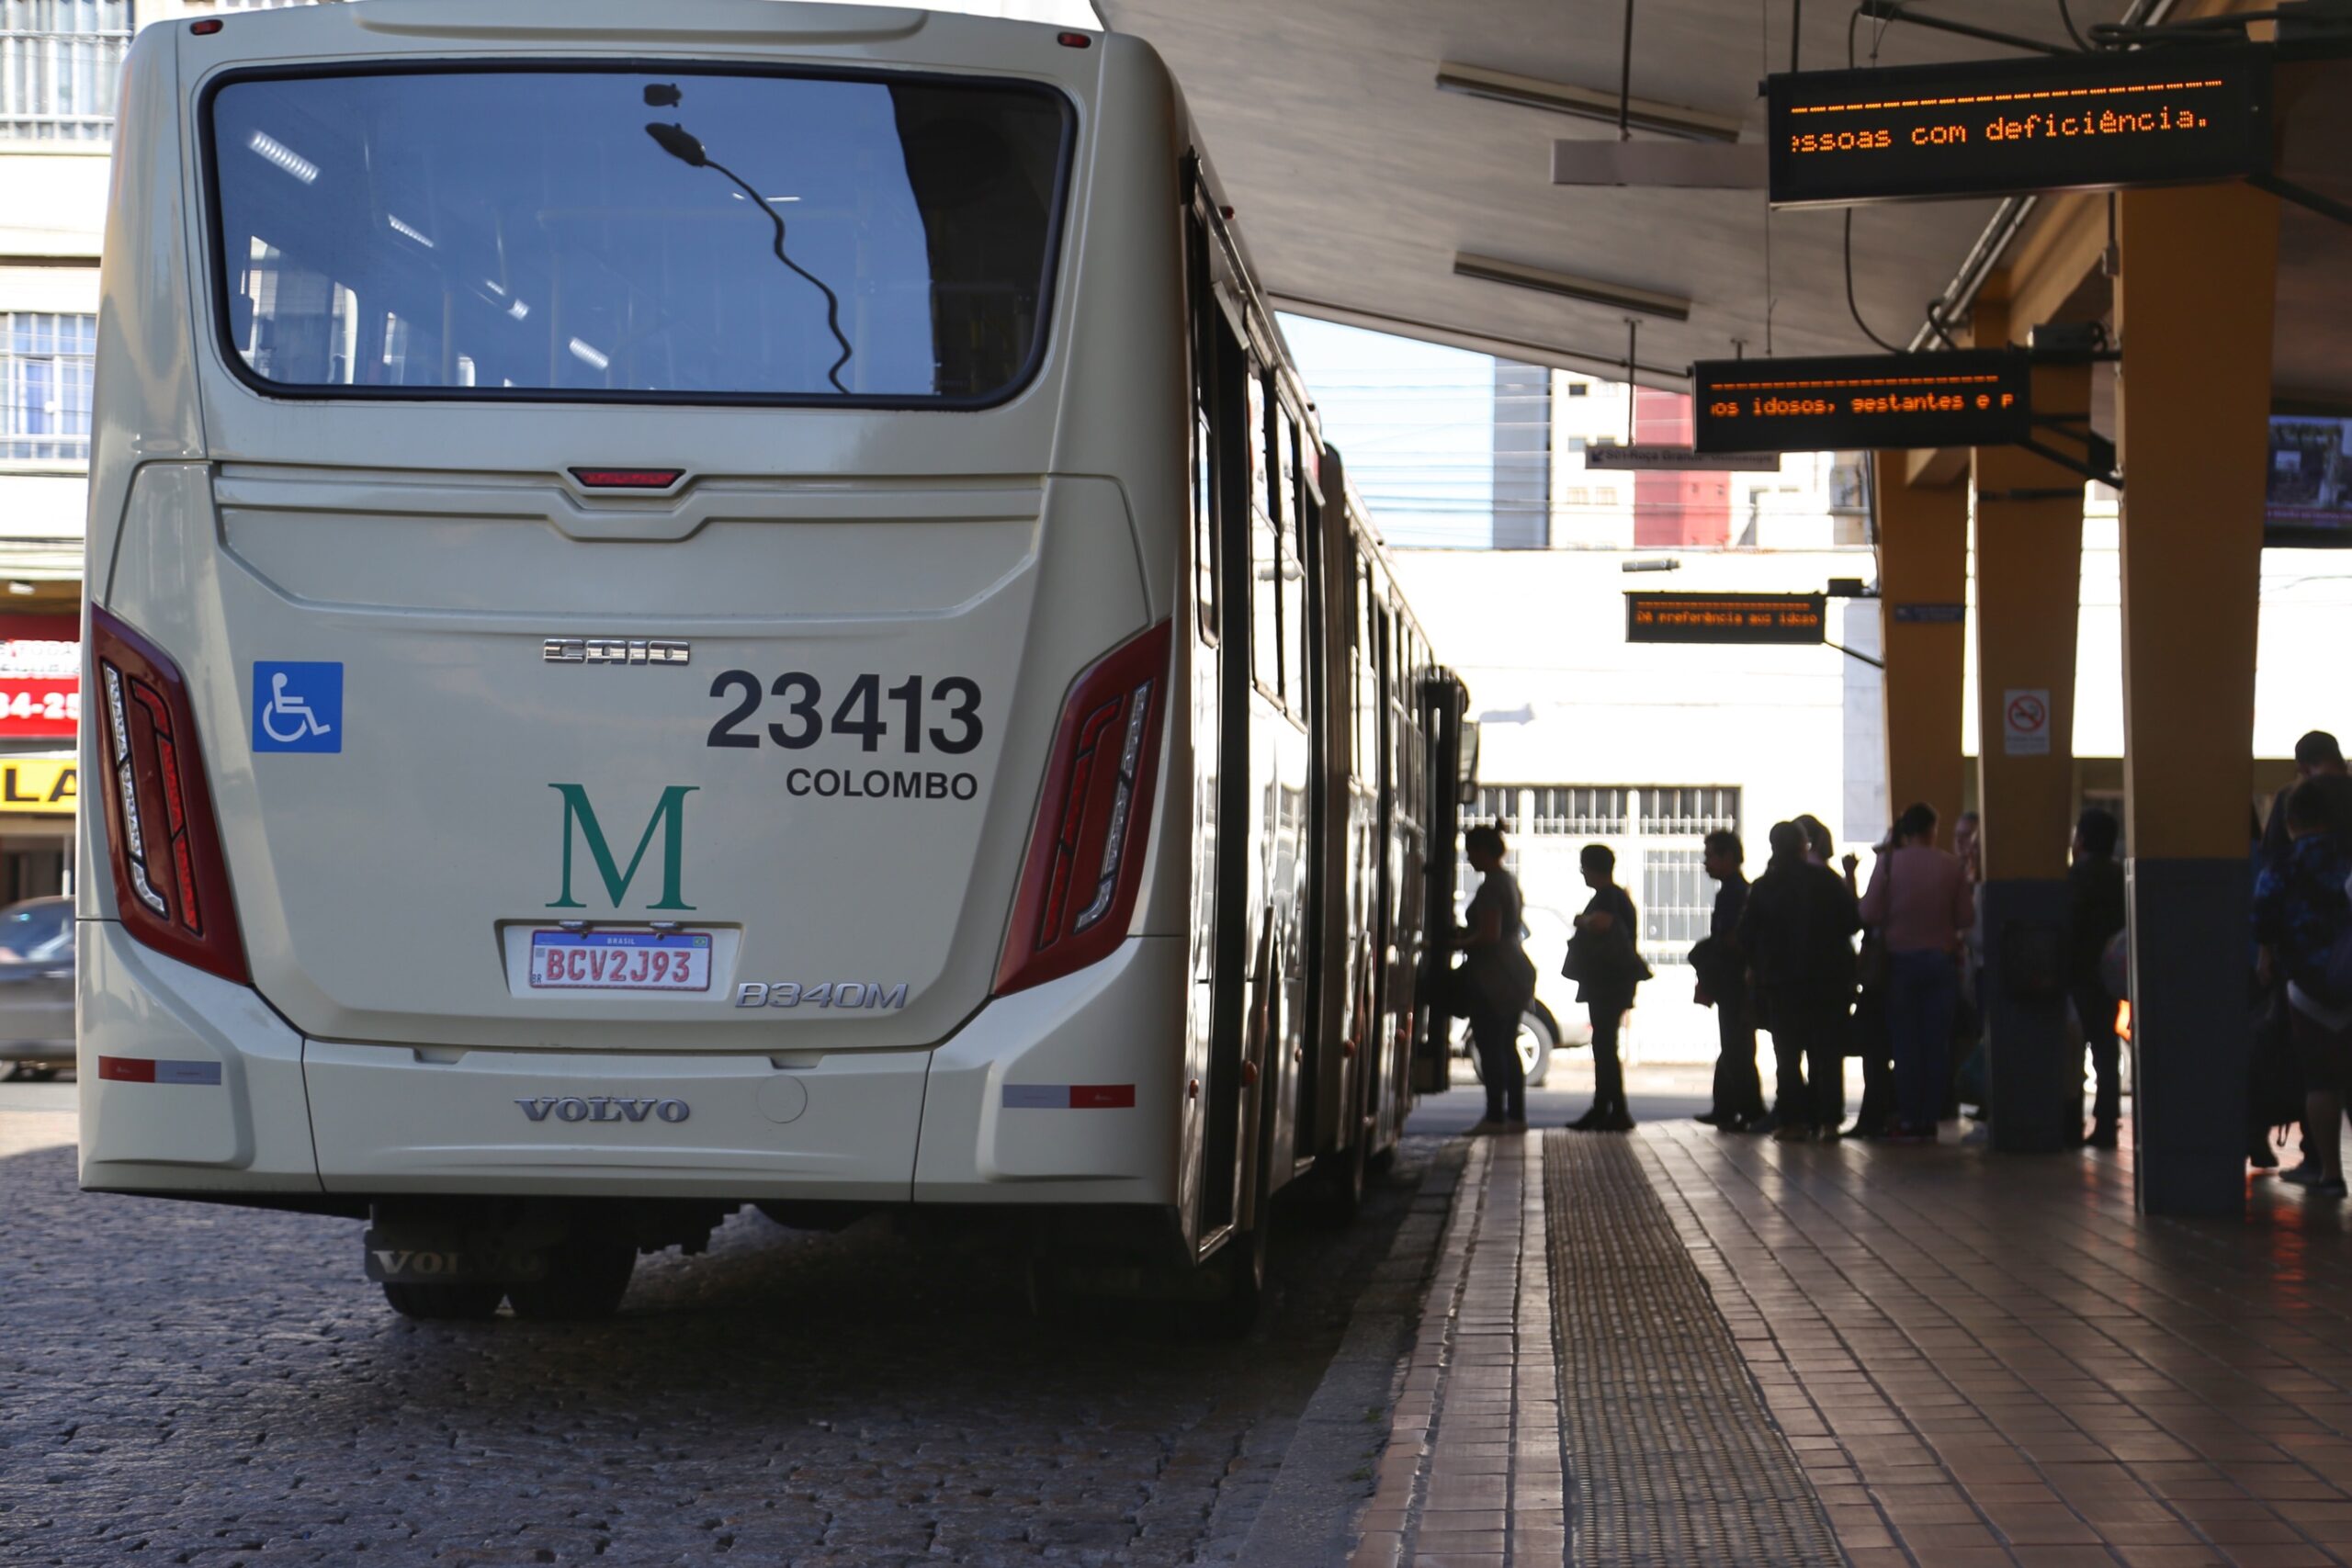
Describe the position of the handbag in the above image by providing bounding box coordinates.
[1442,956,1476,1021]
[1479,945,1539,1018]
[1563,920,1650,992]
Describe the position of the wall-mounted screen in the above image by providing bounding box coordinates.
[2269,414,2352,544]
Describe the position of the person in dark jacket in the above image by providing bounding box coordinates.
[1566,843,1644,1133]
[1844,822,1900,1141]
[1736,820,1860,1143]
[2067,807,2129,1148]
[2254,773,2352,1195]
[2263,730,2347,875]
[1692,829,1764,1132]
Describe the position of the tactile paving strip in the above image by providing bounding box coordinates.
[1544,1132,1843,1566]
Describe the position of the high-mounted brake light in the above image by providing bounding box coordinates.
[1057,30,1092,47]
[190,17,222,33]
[569,468,684,491]
[90,605,247,984]
[995,621,1171,996]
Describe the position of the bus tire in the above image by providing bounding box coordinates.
[504,1240,636,1322]
[381,1280,503,1322]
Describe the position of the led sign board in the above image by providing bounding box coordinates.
[1625,592,1826,646]
[2267,412,2352,544]
[1767,45,2271,207]
[1691,351,2032,453]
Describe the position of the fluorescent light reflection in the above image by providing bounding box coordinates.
[567,338,610,371]
[247,130,319,185]
[387,214,435,248]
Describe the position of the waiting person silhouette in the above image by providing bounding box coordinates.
[1456,825,1535,1134]
[1738,821,1860,1143]
[1566,844,1646,1133]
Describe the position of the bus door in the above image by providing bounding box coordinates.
[1191,215,1255,1254]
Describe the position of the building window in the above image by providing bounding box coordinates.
[1640,847,1715,966]
[1637,786,1740,836]
[0,312,96,461]
[0,0,131,141]
[1461,785,1739,964]
[1566,382,1589,398]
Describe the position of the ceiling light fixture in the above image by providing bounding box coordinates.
[1453,253,1690,322]
[1435,62,1743,143]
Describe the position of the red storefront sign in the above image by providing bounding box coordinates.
[0,618,79,739]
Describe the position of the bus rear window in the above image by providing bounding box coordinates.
[206,67,1071,405]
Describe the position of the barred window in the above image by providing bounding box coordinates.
[1526,786,1628,837]
[1468,786,1521,835]
[1638,786,1740,836]
[0,313,95,461]
[1641,847,1717,966]
[0,0,130,142]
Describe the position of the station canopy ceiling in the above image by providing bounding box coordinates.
[1095,0,2349,401]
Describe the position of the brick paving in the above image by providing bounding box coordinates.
[1643,1122,2352,1567]
[1363,1115,2352,1568]
[0,1115,1451,1568]
[1350,1135,1562,1568]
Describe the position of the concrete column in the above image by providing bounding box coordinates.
[1874,468,1968,835]
[1971,280,2089,1154]
[2116,182,2278,1217]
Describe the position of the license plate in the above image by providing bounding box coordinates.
[527,930,712,992]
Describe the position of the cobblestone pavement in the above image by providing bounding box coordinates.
[0,1114,1446,1568]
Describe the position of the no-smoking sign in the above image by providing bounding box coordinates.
[2002,688,2052,757]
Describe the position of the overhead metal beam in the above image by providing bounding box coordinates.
[1451,253,1692,321]
[1265,291,1695,387]
[1435,62,1745,141]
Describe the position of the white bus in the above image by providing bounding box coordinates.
[78,0,1475,1325]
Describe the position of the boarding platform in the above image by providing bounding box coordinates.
[1355,1115,2352,1567]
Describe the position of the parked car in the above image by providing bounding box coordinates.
[1453,905,1590,1089]
[0,896,74,1080]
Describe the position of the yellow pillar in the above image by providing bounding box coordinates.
[1874,468,1968,837]
[2116,180,2278,1216]
[1970,277,2090,1151]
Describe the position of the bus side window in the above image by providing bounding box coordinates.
[1355,558,1376,779]
[1185,210,1217,645]
[1248,368,1282,704]
[1277,414,1307,719]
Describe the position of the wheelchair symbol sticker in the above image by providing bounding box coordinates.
[251,662,342,754]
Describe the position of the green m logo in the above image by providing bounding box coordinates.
[546,784,698,910]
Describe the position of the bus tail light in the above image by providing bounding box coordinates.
[90,605,249,985]
[995,621,1171,996]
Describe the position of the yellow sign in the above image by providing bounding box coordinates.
[0,757,76,814]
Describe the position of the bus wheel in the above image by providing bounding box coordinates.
[380,1280,503,1322]
[505,1240,636,1322]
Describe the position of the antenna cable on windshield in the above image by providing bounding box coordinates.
[645,120,856,395]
